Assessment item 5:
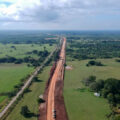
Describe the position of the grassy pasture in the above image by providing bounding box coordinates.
[64,58,120,120]
[0,96,6,104]
[6,66,51,120]
[0,44,55,58]
[0,64,34,110]
[0,64,34,93]
[0,42,55,112]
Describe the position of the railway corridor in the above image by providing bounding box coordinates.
[47,37,66,120]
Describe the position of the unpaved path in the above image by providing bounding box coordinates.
[46,37,68,120]
[0,47,57,119]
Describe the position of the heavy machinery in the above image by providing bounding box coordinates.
[52,109,56,119]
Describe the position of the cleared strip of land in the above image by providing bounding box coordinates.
[47,38,66,120]
[39,37,68,120]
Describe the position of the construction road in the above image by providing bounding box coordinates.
[47,37,66,120]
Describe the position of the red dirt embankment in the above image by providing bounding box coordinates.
[39,37,68,120]
[39,62,56,120]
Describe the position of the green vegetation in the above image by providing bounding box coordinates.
[64,59,120,120]
[6,66,51,120]
[90,79,104,92]
[0,64,34,110]
[0,31,58,44]
[0,50,50,67]
[84,76,120,107]
[20,106,31,118]
[1,31,120,119]
[0,31,57,118]
[0,44,55,59]
[116,59,120,63]
[64,89,110,120]
[82,75,96,86]
[37,98,45,104]
[65,32,120,120]
[67,35,120,60]
[89,78,120,104]
[86,60,104,66]
[0,43,56,68]
[0,64,34,93]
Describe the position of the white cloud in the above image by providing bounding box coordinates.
[0,0,120,30]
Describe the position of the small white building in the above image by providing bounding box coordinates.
[94,92,100,97]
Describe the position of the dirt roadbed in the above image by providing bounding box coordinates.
[39,37,68,120]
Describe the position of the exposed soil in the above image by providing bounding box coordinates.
[65,65,73,70]
[54,74,68,120]
[39,37,68,120]
[39,88,48,120]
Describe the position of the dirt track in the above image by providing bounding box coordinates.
[39,37,68,120]
[47,37,67,120]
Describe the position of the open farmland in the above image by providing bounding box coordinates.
[64,59,120,120]
[0,31,57,117]
[0,64,34,111]
[64,32,120,120]
[0,64,34,93]
[6,65,51,120]
[1,31,120,120]
[0,44,55,59]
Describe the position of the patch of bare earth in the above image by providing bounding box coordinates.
[65,65,73,70]
[54,77,68,120]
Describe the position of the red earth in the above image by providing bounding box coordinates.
[39,37,68,120]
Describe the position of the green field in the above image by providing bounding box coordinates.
[0,44,55,58]
[0,64,34,93]
[0,42,55,111]
[6,65,51,120]
[64,58,120,120]
[0,64,34,110]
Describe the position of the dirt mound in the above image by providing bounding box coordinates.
[65,65,73,70]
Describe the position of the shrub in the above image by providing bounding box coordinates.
[86,60,104,67]
[82,75,96,86]
[20,106,30,117]
[37,98,45,104]
[107,93,114,104]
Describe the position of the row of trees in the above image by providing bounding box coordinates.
[26,49,49,56]
[0,50,50,67]
[0,32,57,44]
[86,60,104,66]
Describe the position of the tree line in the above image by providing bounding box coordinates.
[0,50,50,67]
[66,36,120,60]
[82,76,120,119]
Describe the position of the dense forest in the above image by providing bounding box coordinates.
[0,31,58,44]
[66,33,120,60]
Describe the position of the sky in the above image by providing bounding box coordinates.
[0,0,120,30]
